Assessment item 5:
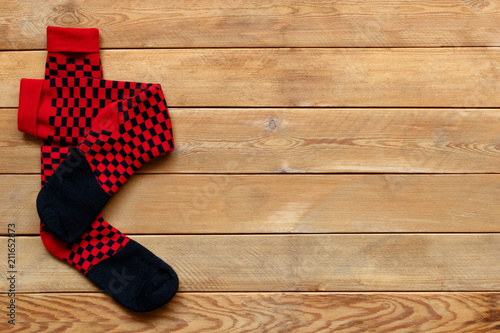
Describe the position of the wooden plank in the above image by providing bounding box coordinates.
[0,109,40,174]
[3,292,499,332]
[1,107,499,174]
[2,234,499,292]
[4,0,500,49]
[0,52,46,110]
[4,48,500,108]
[3,174,500,235]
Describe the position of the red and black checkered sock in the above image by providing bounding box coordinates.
[38,27,125,274]
[20,77,174,242]
[25,27,178,312]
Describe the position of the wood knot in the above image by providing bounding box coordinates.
[268,119,277,131]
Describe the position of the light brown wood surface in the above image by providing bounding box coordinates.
[2,107,500,174]
[4,49,500,108]
[4,0,500,49]
[2,292,499,332]
[2,174,500,235]
[1,1,499,331]
[1,235,499,292]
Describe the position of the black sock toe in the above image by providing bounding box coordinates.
[86,239,178,312]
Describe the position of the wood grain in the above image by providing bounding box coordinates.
[5,48,500,108]
[2,107,500,174]
[3,174,500,235]
[4,0,500,49]
[3,1,500,331]
[2,234,499,292]
[2,292,499,332]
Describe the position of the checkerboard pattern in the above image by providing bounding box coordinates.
[41,54,131,275]
[63,215,129,274]
[47,77,153,145]
[41,55,173,275]
[45,55,102,79]
[42,54,104,185]
[41,140,71,185]
[35,28,179,311]
[78,84,174,195]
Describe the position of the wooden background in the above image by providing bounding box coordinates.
[1,0,500,331]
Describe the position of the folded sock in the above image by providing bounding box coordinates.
[19,77,174,242]
[26,26,178,312]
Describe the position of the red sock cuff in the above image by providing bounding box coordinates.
[18,79,44,137]
[47,26,100,53]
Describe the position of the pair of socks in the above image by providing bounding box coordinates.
[18,26,178,312]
